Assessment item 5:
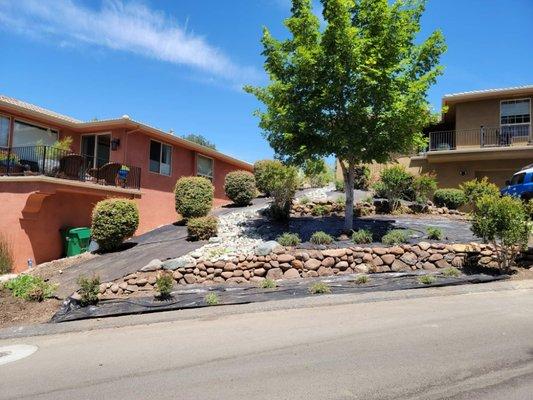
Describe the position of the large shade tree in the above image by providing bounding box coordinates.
[246,0,446,230]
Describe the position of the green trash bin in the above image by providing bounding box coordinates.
[64,227,92,257]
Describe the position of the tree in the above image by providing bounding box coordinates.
[182,134,216,150]
[245,0,445,230]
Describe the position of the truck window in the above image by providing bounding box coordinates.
[510,172,526,185]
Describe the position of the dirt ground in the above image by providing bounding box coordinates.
[0,287,61,329]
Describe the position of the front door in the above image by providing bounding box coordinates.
[81,134,111,168]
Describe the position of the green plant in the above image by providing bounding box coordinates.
[300,196,310,204]
[308,282,331,294]
[182,133,216,150]
[207,246,231,259]
[155,272,173,298]
[433,188,467,210]
[0,233,13,275]
[4,275,57,302]
[442,267,461,277]
[204,292,220,306]
[353,165,371,190]
[362,195,373,204]
[91,199,139,252]
[372,165,415,210]
[471,194,531,270]
[276,232,301,246]
[260,278,277,289]
[174,176,214,219]
[426,227,443,240]
[335,195,346,205]
[382,229,410,245]
[335,178,345,192]
[311,204,330,216]
[0,150,19,163]
[303,159,333,187]
[187,215,218,241]
[355,275,369,284]
[310,231,334,245]
[413,173,437,202]
[460,177,500,206]
[351,229,373,244]
[268,164,299,220]
[253,159,283,195]
[418,275,436,285]
[76,275,100,306]
[224,170,257,206]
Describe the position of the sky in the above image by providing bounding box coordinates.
[0,0,532,164]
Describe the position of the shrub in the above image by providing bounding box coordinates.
[471,194,531,270]
[362,195,373,204]
[91,199,139,252]
[187,216,218,241]
[413,173,437,202]
[303,159,333,187]
[260,278,277,289]
[353,165,371,190]
[174,176,214,219]
[442,267,461,277]
[355,275,369,284]
[427,227,443,240]
[0,233,13,275]
[418,275,436,285]
[300,196,310,205]
[276,232,301,246]
[269,164,299,220]
[335,178,344,192]
[224,170,257,206]
[310,231,334,245]
[460,177,500,206]
[155,272,173,298]
[433,188,467,209]
[335,195,346,205]
[309,282,331,294]
[77,275,100,306]
[204,292,220,306]
[254,159,283,195]
[311,204,330,216]
[351,229,373,244]
[5,275,57,302]
[382,229,410,245]
[372,165,415,209]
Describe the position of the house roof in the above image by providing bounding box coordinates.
[443,85,533,102]
[0,95,253,170]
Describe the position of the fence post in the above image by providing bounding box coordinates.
[480,125,484,147]
[42,146,47,173]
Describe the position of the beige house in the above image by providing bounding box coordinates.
[340,85,533,188]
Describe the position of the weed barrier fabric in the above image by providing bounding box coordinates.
[51,272,508,323]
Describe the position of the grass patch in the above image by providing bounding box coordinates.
[355,275,370,284]
[204,292,220,306]
[418,275,436,285]
[351,229,373,244]
[308,282,332,294]
[4,275,57,302]
[427,227,443,240]
[276,232,301,246]
[442,267,461,277]
[381,229,410,245]
[260,278,277,289]
[310,231,334,245]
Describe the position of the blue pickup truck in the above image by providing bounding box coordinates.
[500,165,533,200]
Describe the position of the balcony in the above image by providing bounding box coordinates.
[0,145,141,190]
[428,125,532,152]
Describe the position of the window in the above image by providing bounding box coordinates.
[196,154,214,180]
[510,172,526,186]
[12,120,58,147]
[0,116,9,147]
[500,99,530,140]
[149,140,172,176]
[81,134,111,168]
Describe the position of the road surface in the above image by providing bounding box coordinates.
[1,287,532,399]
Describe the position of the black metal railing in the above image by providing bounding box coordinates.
[0,145,141,189]
[428,125,531,152]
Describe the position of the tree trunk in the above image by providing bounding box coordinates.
[340,161,355,232]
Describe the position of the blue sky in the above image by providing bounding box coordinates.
[0,0,532,163]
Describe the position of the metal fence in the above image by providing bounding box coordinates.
[0,145,141,189]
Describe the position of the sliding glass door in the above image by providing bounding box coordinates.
[81,134,111,168]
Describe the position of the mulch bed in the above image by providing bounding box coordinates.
[0,288,61,329]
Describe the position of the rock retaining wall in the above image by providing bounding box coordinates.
[97,242,498,298]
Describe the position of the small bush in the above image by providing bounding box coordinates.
[156,272,173,298]
[76,275,100,306]
[433,188,467,210]
[4,275,57,302]
[91,199,139,252]
[335,195,346,205]
[0,233,13,275]
[187,216,218,241]
[355,275,369,284]
[335,178,344,192]
[413,173,437,202]
[260,278,277,289]
[351,229,373,244]
[309,282,331,294]
[303,159,333,187]
[204,292,219,306]
[354,165,371,190]
[427,227,443,240]
[460,177,500,206]
[276,232,301,246]
[224,170,257,206]
[311,204,330,216]
[300,196,310,204]
[269,164,299,220]
[382,229,410,245]
[362,195,373,204]
[310,231,334,245]
[174,176,214,219]
[442,267,461,277]
[254,159,283,195]
[372,165,415,209]
[418,275,436,285]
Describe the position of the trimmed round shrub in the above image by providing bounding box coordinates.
[433,188,467,209]
[91,199,139,251]
[187,215,218,241]
[224,170,257,206]
[254,159,283,195]
[460,177,500,205]
[174,176,214,218]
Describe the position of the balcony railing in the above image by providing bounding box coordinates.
[428,125,531,152]
[0,145,141,190]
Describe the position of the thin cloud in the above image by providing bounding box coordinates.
[0,0,261,85]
